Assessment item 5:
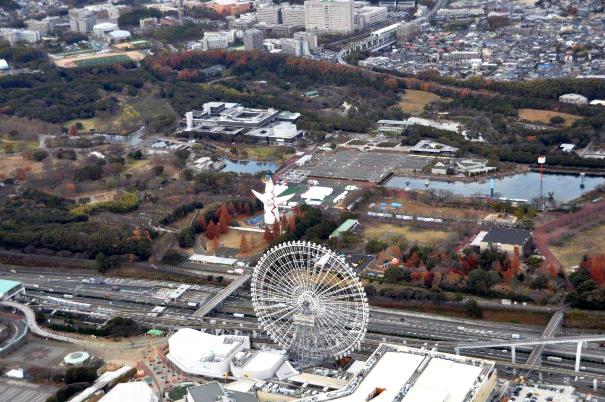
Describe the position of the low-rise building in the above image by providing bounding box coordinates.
[432,158,496,176]
[186,382,257,402]
[329,219,359,238]
[167,328,250,377]
[245,122,304,144]
[139,17,158,30]
[230,349,291,380]
[181,102,302,144]
[410,140,459,155]
[471,228,533,257]
[434,7,485,22]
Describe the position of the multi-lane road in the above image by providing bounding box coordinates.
[2,267,605,395]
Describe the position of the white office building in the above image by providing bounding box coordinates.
[304,0,354,34]
[257,5,282,24]
[69,9,97,33]
[25,17,61,35]
[281,4,306,27]
[202,31,230,50]
[0,28,41,44]
[354,5,388,30]
[244,28,264,51]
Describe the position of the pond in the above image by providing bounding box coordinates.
[384,172,605,203]
[220,158,279,175]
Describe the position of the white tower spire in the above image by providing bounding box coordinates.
[252,176,294,226]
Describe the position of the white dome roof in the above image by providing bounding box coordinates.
[109,30,131,39]
[93,22,118,31]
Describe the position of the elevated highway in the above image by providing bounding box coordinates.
[456,333,605,373]
[1,300,79,343]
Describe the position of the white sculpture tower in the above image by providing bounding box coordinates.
[252,176,294,226]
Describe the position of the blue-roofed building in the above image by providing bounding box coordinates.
[0,279,24,300]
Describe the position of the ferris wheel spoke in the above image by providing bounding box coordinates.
[314,277,358,300]
[289,247,314,293]
[271,255,301,291]
[257,303,298,321]
[312,253,339,294]
[259,280,296,300]
[285,255,307,293]
[321,304,361,328]
[315,314,344,350]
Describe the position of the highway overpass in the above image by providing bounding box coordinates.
[194,274,251,317]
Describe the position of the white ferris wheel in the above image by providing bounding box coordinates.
[251,241,369,363]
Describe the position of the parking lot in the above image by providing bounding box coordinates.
[306,150,430,183]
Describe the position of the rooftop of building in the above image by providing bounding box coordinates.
[410,140,459,154]
[188,382,257,402]
[99,382,158,402]
[0,279,22,298]
[482,228,532,245]
[295,343,496,402]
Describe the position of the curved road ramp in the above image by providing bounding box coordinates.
[1,300,79,344]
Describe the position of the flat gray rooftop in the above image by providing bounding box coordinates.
[307,150,429,183]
